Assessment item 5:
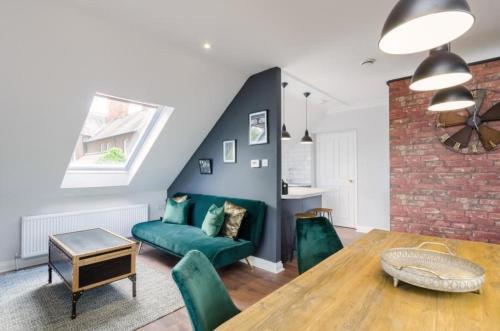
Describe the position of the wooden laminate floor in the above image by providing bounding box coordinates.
[138,227,363,331]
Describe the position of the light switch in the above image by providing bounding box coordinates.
[261,159,269,167]
[251,159,261,168]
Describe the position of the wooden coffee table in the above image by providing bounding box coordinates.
[48,228,137,319]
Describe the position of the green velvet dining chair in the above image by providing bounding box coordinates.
[296,216,344,274]
[172,250,240,331]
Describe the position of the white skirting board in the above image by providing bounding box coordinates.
[0,256,48,274]
[240,256,284,274]
[356,226,374,233]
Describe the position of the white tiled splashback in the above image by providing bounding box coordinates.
[282,142,313,186]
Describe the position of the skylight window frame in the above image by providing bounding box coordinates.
[62,93,173,189]
[66,93,163,173]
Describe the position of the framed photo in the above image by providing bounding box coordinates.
[249,110,268,145]
[223,140,237,163]
[198,159,212,174]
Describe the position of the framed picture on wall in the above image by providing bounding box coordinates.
[223,140,237,163]
[198,159,212,174]
[249,110,268,145]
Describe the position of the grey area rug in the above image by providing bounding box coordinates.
[0,262,184,331]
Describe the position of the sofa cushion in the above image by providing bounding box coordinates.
[132,221,254,269]
[163,198,190,225]
[201,204,225,237]
[172,195,188,203]
[221,201,246,239]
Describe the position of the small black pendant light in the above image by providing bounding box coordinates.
[428,85,475,111]
[410,44,472,91]
[281,82,291,140]
[301,92,313,144]
[379,0,474,54]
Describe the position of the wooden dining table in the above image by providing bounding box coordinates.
[217,230,500,331]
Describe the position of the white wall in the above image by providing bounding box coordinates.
[0,0,246,268]
[312,106,390,231]
[281,94,325,185]
[282,143,313,185]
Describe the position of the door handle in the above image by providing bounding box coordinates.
[348,179,354,183]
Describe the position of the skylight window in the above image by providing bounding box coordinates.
[61,93,173,188]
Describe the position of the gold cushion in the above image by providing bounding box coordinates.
[221,201,246,239]
[172,195,188,203]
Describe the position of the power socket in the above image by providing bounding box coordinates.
[251,159,261,168]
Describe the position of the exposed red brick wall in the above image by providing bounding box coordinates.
[389,59,500,244]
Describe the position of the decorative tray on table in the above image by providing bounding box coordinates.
[381,242,485,294]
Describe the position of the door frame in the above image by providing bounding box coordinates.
[314,128,358,229]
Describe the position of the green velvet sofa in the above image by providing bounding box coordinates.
[132,193,266,269]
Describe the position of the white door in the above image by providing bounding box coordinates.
[316,130,357,228]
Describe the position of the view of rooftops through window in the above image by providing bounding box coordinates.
[70,94,160,169]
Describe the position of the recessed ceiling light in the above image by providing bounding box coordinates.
[203,43,211,50]
[361,58,376,66]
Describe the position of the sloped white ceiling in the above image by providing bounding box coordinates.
[69,0,500,111]
[0,0,246,199]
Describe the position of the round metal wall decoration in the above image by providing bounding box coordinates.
[435,89,500,154]
[379,0,475,54]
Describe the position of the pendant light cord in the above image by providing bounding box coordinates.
[305,97,308,129]
[304,92,310,130]
[282,85,286,123]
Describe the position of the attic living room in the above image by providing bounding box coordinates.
[1,1,499,331]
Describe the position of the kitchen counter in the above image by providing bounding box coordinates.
[282,187,331,200]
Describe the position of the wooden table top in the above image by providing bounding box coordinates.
[217,230,500,331]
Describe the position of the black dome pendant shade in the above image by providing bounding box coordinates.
[379,0,474,54]
[301,92,313,144]
[410,44,472,91]
[281,82,291,140]
[428,85,475,111]
[301,130,313,144]
[281,124,291,140]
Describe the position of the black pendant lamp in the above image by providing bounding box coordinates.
[379,0,474,54]
[410,44,472,91]
[281,82,291,140]
[301,92,313,144]
[428,85,475,111]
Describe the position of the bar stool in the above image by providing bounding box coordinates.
[295,212,316,220]
[309,208,333,225]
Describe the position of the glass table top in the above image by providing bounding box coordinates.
[52,228,131,255]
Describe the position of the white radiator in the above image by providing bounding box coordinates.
[21,204,148,258]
